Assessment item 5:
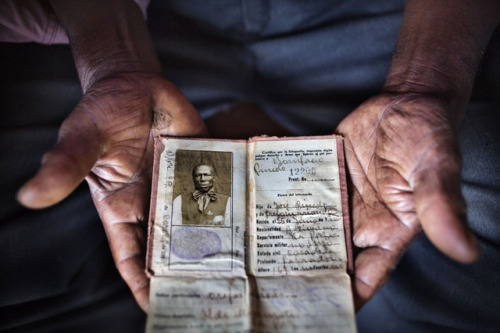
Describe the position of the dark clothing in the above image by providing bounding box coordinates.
[1,0,499,332]
[180,193,230,225]
[0,44,145,332]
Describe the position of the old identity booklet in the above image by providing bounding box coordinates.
[145,135,356,332]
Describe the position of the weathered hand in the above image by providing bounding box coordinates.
[336,93,479,309]
[17,72,207,311]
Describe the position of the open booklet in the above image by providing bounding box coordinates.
[145,135,356,332]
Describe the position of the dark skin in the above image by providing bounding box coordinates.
[193,165,215,193]
[17,0,208,311]
[17,0,500,312]
[337,0,500,307]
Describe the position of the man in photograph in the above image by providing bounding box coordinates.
[172,164,231,226]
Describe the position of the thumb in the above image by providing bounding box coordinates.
[17,109,101,209]
[412,150,479,263]
[150,79,208,137]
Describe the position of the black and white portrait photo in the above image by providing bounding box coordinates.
[171,150,232,226]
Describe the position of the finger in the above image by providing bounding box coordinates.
[350,189,413,311]
[353,246,399,310]
[349,175,419,311]
[17,109,101,209]
[106,220,150,312]
[87,175,150,312]
[412,153,479,263]
[150,79,208,137]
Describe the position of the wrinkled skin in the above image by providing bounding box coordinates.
[17,76,479,313]
[336,92,478,309]
[17,72,207,311]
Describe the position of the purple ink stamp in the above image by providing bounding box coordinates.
[171,227,222,260]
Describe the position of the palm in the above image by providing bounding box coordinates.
[18,73,207,311]
[336,93,477,309]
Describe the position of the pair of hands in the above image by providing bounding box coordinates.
[17,71,478,312]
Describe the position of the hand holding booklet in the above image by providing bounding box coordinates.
[145,135,356,332]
